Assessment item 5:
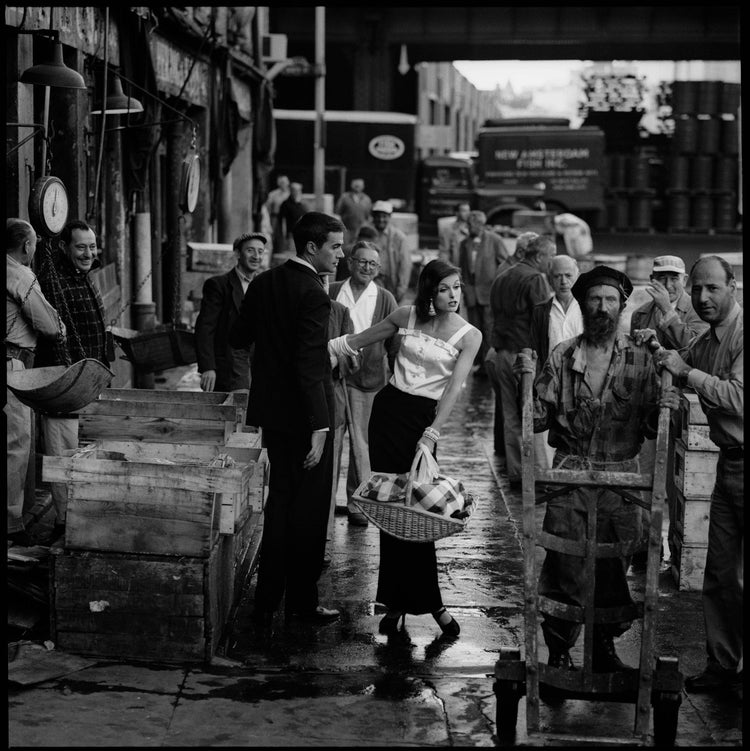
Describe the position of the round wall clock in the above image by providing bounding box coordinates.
[28,175,69,236]
[179,154,201,213]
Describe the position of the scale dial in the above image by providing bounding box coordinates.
[179,154,201,213]
[28,176,69,236]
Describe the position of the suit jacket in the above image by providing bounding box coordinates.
[458,229,509,307]
[530,297,555,376]
[194,269,251,391]
[629,291,708,350]
[229,260,334,434]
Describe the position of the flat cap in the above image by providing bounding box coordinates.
[652,255,686,274]
[572,264,633,303]
[371,200,393,214]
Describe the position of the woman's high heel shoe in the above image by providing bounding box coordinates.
[432,607,460,637]
[378,611,405,635]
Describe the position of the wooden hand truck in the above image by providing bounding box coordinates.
[493,359,683,746]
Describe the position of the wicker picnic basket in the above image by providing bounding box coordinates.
[351,490,476,543]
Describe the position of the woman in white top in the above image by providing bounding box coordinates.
[329,259,481,637]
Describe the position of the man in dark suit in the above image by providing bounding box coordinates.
[229,211,345,632]
[194,232,267,393]
[457,210,509,369]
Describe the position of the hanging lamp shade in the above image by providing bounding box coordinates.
[19,37,87,89]
[90,74,144,115]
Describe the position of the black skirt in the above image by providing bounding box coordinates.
[368,382,443,614]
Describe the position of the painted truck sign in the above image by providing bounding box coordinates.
[476,125,606,211]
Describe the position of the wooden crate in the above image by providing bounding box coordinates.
[43,445,261,555]
[669,531,708,591]
[51,543,229,663]
[79,388,248,445]
[672,487,711,545]
[679,391,718,452]
[673,438,718,500]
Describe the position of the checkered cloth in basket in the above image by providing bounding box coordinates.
[358,444,471,520]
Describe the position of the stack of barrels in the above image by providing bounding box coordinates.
[606,148,658,232]
[666,80,741,232]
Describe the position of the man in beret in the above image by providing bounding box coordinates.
[514,264,680,679]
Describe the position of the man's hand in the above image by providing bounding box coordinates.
[632,327,659,347]
[658,384,681,411]
[200,369,217,392]
[304,431,326,470]
[645,279,672,314]
[653,349,691,380]
[512,348,537,378]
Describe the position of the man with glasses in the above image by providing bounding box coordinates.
[329,240,397,525]
[36,220,109,545]
[195,232,268,393]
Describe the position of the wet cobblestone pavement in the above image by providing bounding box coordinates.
[8,371,743,746]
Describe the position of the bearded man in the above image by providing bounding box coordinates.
[514,265,680,676]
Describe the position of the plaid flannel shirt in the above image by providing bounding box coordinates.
[533,332,659,462]
[35,251,107,366]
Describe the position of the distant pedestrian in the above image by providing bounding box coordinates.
[335,178,372,245]
[438,201,471,266]
[6,219,66,547]
[488,234,555,486]
[650,255,743,695]
[279,182,309,252]
[456,210,509,369]
[371,200,412,304]
[265,174,290,253]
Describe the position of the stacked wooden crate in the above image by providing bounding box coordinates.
[44,389,268,663]
[670,390,718,590]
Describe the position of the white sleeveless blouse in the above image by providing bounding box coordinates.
[390,306,475,401]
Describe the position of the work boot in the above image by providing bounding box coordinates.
[593,633,635,673]
[540,649,576,704]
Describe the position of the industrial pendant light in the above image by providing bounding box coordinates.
[90,73,144,115]
[19,35,86,89]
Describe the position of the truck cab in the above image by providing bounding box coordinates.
[416,155,475,241]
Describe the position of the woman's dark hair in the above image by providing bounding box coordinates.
[414,259,462,321]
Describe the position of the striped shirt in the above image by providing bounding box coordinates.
[533,332,659,462]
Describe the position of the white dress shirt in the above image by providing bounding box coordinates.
[548,295,583,349]
[335,279,378,333]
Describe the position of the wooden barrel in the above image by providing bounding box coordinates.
[696,81,720,115]
[697,116,721,154]
[627,255,652,284]
[671,81,697,114]
[673,115,698,154]
[721,118,739,155]
[690,155,714,191]
[668,193,691,230]
[719,82,741,115]
[668,156,690,190]
[630,196,653,230]
[713,156,738,192]
[628,155,651,189]
[691,195,714,230]
[714,193,738,231]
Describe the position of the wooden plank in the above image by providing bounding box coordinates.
[89,439,263,466]
[79,399,241,422]
[43,456,248,494]
[670,533,708,591]
[673,490,711,544]
[80,415,227,444]
[679,390,708,426]
[54,612,206,638]
[673,439,718,499]
[65,495,216,557]
[538,468,652,489]
[53,586,205,615]
[53,632,205,662]
[680,422,719,452]
[96,388,231,404]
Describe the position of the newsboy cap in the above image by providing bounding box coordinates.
[571,264,633,303]
[651,255,686,274]
[371,200,393,214]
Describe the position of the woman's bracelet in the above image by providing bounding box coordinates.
[422,427,440,443]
